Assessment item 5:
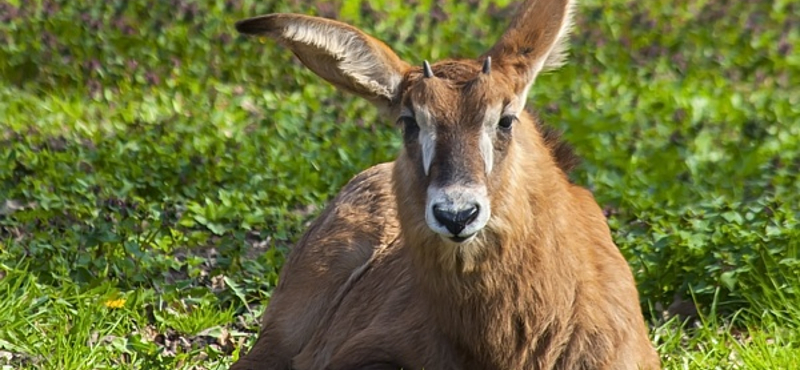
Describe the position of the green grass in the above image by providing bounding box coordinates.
[1,0,798,368]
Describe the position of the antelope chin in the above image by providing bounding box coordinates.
[444,233,477,244]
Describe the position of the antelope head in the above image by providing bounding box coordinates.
[236,0,575,255]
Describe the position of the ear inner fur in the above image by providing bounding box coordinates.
[236,14,409,106]
[484,0,576,88]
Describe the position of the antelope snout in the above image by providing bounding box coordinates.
[432,204,479,236]
[426,185,491,243]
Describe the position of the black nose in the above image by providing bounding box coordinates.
[432,204,479,236]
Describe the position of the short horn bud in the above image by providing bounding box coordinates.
[423,60,434,78]
[482,57,491,74]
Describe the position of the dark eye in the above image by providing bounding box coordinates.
[498,116,516,130]
[399,116,419,135]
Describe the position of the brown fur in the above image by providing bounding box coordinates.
[232,1,660,369]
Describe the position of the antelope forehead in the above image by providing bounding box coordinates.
[408,104,505,176]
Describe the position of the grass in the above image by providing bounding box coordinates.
[1,0,798,368]
[655,280,800,368]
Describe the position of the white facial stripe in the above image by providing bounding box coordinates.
[420,128,436,175]
[480,104,503,175]
[479,130,494,175]
[483,104,503,127]
[503,98,524,117]
[415,105,437,176]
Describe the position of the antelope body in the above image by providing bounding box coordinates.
[232,0,660,369]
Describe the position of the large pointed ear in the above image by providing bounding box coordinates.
[484,0,575,93]
[236,14,410,108]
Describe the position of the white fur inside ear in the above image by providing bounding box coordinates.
[541,0,576,72]
[283,22,401,99]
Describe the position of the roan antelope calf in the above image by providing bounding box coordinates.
[232,0,661,368]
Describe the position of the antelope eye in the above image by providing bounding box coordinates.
[498,116,516,130]
[399,116,419,135]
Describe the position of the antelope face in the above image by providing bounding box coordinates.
[399,59,524,244]
[235,0,572,247]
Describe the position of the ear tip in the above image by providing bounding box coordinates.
[234,18,258,34]
[234,21,248,34]
[235,15,278,35]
